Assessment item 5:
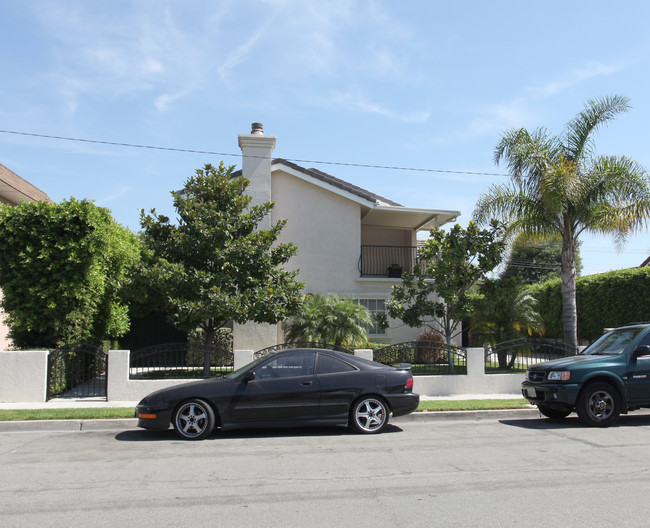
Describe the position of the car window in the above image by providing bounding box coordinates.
[318,354,357,374]
[254,352,315,379]
[582,327,646,355]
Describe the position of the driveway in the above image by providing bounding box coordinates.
[2,414,650,527]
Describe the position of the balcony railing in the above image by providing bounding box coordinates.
[359,245,418,278]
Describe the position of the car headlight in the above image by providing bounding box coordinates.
[547,371,571,381]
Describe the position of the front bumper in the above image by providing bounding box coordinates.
[135,404,173,431]
[521,380,580,407]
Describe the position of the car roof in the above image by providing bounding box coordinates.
[276,348,388,369]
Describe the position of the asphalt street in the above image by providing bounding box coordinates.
[3,411,650,527]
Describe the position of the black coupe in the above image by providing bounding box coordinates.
[136,348,420,440]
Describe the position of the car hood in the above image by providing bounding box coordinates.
[139,377,231,405]
[531,354,613,371]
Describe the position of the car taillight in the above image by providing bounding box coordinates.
[404,377,413,392]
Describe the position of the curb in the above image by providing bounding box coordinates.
[0,418,138,433]
[394,408,539,422]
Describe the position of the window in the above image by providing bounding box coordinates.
[318,354,357,374]
[254,351,315,379]
[356,298,386,336]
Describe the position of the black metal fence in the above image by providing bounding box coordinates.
[47,344,107,400]
[484,338,577,373]
[129,343,234,379]
[373,341,467,375]
[359,245,419,277]
[253,342,353,361]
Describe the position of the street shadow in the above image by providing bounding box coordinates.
[500,412,650,430]
[115,423,403,442]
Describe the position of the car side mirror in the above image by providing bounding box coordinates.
[633,345,650,358]
[243,371,255,382]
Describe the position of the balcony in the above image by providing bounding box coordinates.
[359,245,419,278]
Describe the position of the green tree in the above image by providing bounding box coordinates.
[380,221,505,346]
[283,294,373,348]
[500,234,581,284]
[137,162,304,344]
[471,278,545,367]
[474,95,650,349]
[0,198,141,348]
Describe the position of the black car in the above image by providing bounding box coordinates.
[136,348,420,440]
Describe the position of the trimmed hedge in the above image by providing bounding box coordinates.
[529,267,650,341]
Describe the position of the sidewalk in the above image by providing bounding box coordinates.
[0,393,524,410]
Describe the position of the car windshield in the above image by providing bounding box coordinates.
[222,354,270,379]
[581,327,646,356]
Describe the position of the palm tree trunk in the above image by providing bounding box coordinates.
[561,236,578,350]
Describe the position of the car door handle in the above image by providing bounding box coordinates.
[301,381,313,387]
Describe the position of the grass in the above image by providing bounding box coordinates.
[0,399,531,421]
[0,408,136,421]
[417,399,530,412]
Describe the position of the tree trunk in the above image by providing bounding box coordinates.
[561,235,578,350]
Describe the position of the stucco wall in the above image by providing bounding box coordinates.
[272,169,362,294]
[0,350,48,402]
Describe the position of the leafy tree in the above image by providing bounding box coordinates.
[500,234,581,284]
[471,278,544,345]
[137,162,304,344]
[0,198,141,348]
[283,294,373,348]
[474,95,650,349]
[380,221,505,346]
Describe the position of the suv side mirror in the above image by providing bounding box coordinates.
[633,345,650,358]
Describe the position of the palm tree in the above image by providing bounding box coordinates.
[471,279,545,346]
[473,95,650,349]
[283,294,373,348]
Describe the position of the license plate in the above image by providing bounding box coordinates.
[525,387,536,398]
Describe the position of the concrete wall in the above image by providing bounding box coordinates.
[0,351,48,402]
[0,347,525,403]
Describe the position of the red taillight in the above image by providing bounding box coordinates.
[404,377,413,392]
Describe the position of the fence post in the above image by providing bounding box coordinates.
[107,350,130,402]
[0,350,49,402]
[234,350,254,370]
[354,349,373,361]
[466,347,485,389]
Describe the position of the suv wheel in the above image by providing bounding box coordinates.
[576,382,621,427]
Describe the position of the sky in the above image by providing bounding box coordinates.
[1,0,649,276]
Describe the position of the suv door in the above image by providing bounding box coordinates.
[627,332,650,403]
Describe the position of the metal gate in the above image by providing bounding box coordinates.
[47,344,108,400]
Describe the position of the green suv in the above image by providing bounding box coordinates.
[521,323,650,427]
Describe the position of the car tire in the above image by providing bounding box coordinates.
[172,399,216,440]
[537,404,571,420]
[350,396,389,434]
[576,382,621,427]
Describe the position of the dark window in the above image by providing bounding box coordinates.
[318,354,357,374]
[255,352,315,379]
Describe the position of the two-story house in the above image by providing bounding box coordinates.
[0,163,51,349]
[234,123,460,351]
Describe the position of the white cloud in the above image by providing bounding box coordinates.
[527,61,624,99]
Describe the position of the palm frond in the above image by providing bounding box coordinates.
[564,95,630,161]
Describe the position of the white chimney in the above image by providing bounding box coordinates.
[238,122,276,230]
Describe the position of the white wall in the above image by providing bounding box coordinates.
[0,351,48,402]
